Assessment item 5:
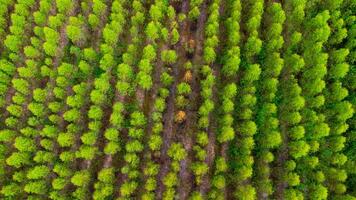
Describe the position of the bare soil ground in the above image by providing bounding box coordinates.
[175,0,196,198]
[155,60,178,199]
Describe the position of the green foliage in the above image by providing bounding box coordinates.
[6,152,31,168]
[130,111,146,127]
[63,109,80,122]
[148,134,162,151]
[120,181,138,197]
[0,1,354,198]
[0,129,16,142]
[161,50,177,64]
[5,35,21,52]
[76,145,98,160]
[14,136,36,152]
[24,181,47,194]
[24,46,40,58]
[177,82,191,95]
[143,45,156,61]
[57,132,75,147]
[168,143,186,161]
[234,185,256,200]
[71,170,91,186]
[56,0,72,13]
[1,183,21,197]
[137,71,153,90]
[27,165,50,179]
[289,140,310,159]
[88,105,103,120]
[12,78,29,95]
[145,22,159,41]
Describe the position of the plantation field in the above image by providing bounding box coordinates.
[0,0,355,199]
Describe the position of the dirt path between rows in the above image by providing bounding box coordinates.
[155,1,190,198]
[175,0,196,199]
[155,59,178,199]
